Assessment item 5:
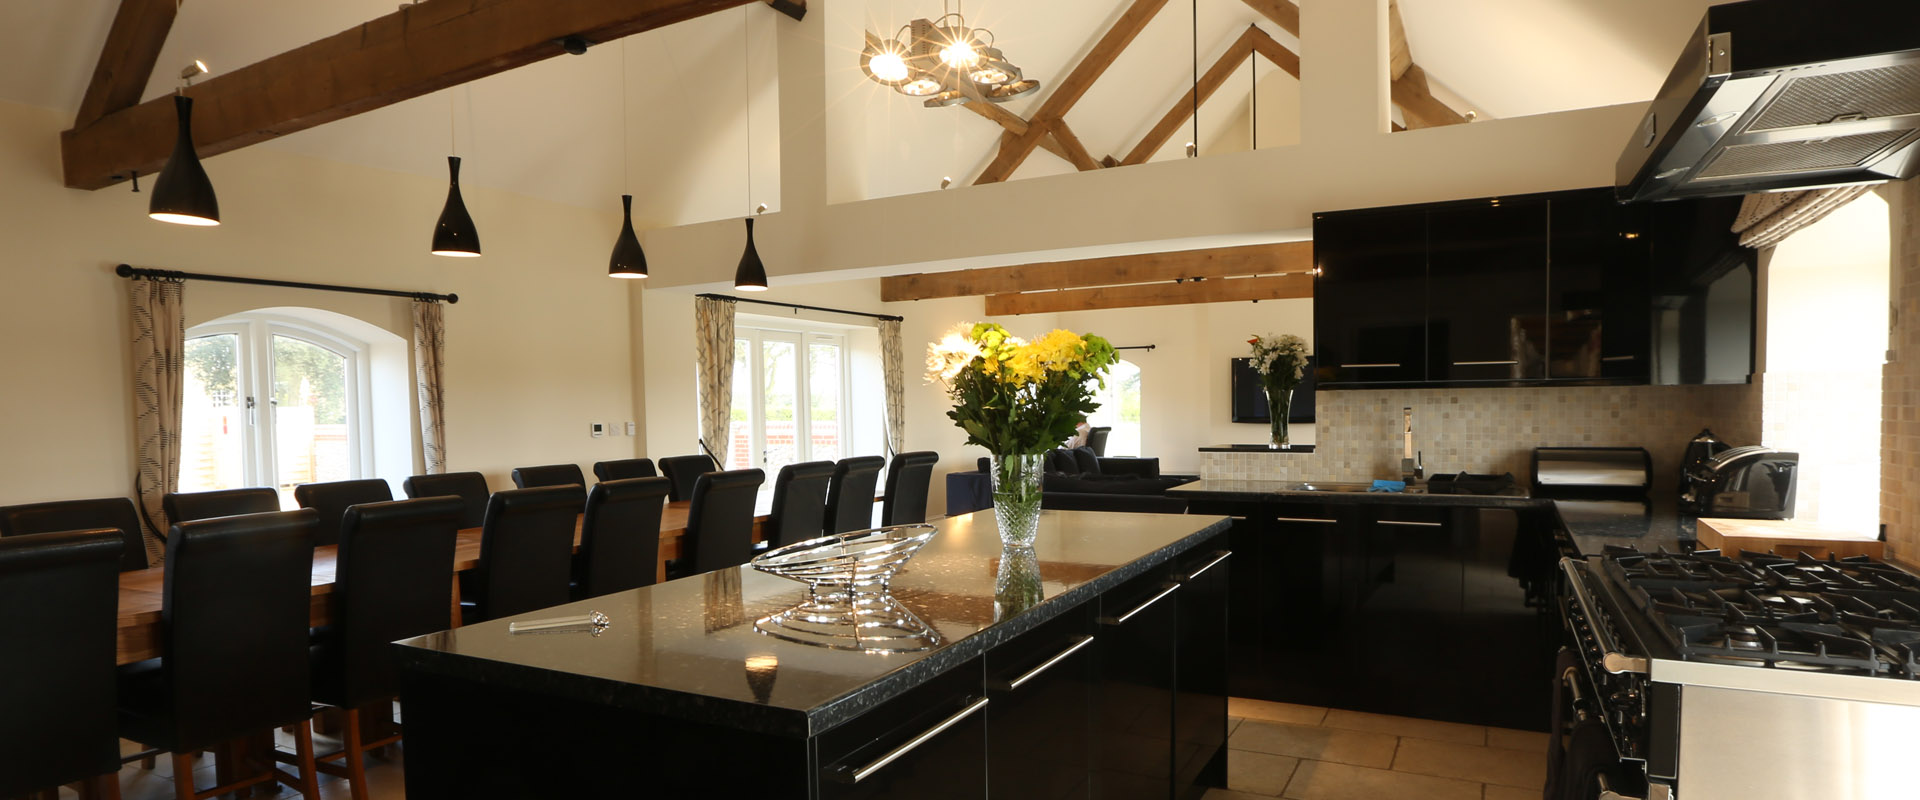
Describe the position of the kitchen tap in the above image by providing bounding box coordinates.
[1400,407,1423,482]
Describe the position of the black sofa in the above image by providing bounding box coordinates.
[945,447,1198,516]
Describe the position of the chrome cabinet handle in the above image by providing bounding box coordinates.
[1099,584,1178,626]
[833,697,990,784]
[1452,360,1518,366]
[1338,363,1401,368]
[1560,558,1647,675]
[1376,520,1442,528]
[1601,355,1638,362]
[1274,517,1338,524]
[1176,550,1231,582]
[1602,652,1650,675]
[992,636,1095,692]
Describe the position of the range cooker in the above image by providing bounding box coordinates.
[1560,546,1920,799]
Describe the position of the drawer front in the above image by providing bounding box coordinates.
[987,602,1098,800]
[817,659,988,800]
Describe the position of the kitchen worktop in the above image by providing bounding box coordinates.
[1167,477,1535,508]
[393,510,1231,739]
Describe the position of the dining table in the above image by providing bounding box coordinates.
[112,496,782,665]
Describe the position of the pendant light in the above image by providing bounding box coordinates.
[733,8,769,292]
[609,41,648,279]
[431,89,481,257]
[149,58,219,227]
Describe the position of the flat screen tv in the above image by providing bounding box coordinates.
[1232,356,1315,424]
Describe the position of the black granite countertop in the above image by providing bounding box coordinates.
[1164,478,1698,555]
[393,510,1231,740]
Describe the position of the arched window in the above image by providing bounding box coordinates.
[181,311,382,507]
[1088,359,1143,457]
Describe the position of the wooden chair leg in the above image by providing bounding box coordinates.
[170,753,198,800]
[139,754,156,770]
[289,721,321,800]
[343,708,370,800]
[77,772,123,800]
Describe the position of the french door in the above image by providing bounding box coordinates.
[728,328,848,474]
[179,319,365,507]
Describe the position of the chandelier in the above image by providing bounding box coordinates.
[860,5,1040,107]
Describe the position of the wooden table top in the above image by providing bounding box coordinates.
[114,497,778,665]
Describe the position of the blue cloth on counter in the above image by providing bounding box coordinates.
[1369,480,1407,493]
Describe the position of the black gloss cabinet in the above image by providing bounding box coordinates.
[1426,197,1548,382]
[1313,209,1427,384]
[987,602,1097,800]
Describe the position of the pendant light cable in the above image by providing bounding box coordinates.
[744,6,751,216]
[1190,0,1198,157]
[622,40,631,193]
[1250,51,1257,150]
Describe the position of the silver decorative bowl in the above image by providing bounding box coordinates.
[748,524,938,594]
[753,592,942,653]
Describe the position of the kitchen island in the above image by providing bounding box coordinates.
[394,510,1232,799]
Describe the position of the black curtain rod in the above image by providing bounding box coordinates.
[116,264,458,304]
[697,292,902,322]
[1116,345,1157,351]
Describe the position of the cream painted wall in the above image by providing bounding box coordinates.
[0,99,640,503]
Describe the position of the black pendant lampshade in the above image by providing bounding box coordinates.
[609,194,648,279]
[734,217,768,292]
[148,95,220,227]
[431,155,481,257]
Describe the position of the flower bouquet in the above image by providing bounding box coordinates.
[1247,333,1310,448]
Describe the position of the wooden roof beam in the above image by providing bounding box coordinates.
[1238,0,1299,38]
[882,241,1312,302]
[986,273,1312,315]
[62,0,769,190]
[73,0,181,130]
[1123,25,1299,167]
[961,102,1081,166]
[1387,0,1470,129]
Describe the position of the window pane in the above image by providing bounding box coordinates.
[180,334,245,492]
[1088,359,1143,457]
[729,339,751,469]
[808,342,842,462]
[762,339,799,473]
[272,335,350,496]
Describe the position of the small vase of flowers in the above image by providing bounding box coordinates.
[1247,333,1310,448]
[929,323,1116,547]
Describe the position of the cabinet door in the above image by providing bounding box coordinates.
[987,602,1097,800]
[817,660,988,800]
[1313,209,1427,384]
[1547,189,1651,380]
[1426,198,1549,382]
[1094,572,1180,800]
[1172,543,1231,799]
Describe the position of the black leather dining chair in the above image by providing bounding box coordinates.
[464,485,585,625]
[881,451,941,526]
[765,461,834,548]
[309,496,464,800]
[1086,426,1112,457]
[0,496,150,572]
[823,456,886,534]
[118,509,322,800]
[593,458,659,482]
[403,471,491,529]
[164,487,280,524]
[681,469,765,575]
[0,529,125,799]
[511,464,586,490]
[658,454,718,502]
[293,479,394,547]
[577,477,671,599]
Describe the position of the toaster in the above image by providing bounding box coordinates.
[1683,445,1799,519]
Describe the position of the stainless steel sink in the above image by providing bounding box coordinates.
[1288,481,1426,495]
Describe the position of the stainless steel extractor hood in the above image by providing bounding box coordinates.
[1617,0,1920,203]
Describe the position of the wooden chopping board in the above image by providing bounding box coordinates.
[1696,517,1884,560]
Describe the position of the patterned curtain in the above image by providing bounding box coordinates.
[1732,185,1873,249]
[877,318,906,457]
[694,296,737,463]
[130,277,184,564]
[413,300,448,474]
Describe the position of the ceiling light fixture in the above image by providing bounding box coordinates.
[148,55,219,227]
[735,9,769,292]
[860,2,1039,108]
[609,40,647,279]
[430,89,481,257]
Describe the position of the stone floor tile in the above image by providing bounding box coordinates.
[1485,784,1543,800]
[1228,749,1301,796]
[1320,708,1486,746]
[1486,726,1552,753]
[1280,759,1482,800]
[1229,698,1330,726]
[1230,721,1397,769]
[1391,737,1549,789]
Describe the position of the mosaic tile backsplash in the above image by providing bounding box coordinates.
[1201,383,1761,488]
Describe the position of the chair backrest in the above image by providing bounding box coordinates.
[403,471,490,529]
[593,458,659,482]
[162,509,318,752]
[0,497,149,572]
[325,496,465,707]
[474,485,585,621]
[511,464,586,490]
[658,454,718,502]
[683,469,765,574]
[293,479,394,547]
[767,461,835,548]
[0,530,124,796]
[823,456,886,534]
[579,477,671,598]
[1086,426,1112,457]
[163,487,280,524]
[881,451,941,526]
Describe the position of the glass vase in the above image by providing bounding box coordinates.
[994,546,1043,621]
[990,453,1045,548]
[1265,385,1293,448]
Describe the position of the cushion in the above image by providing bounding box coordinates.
[1043,473,1190,495]
[1045,449,1076,474]
[1072,447,1101,475]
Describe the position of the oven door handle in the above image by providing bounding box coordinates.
[1560,557,1649,675]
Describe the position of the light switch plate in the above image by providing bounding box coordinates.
[625,421,636,436]
[591,422,606,438]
